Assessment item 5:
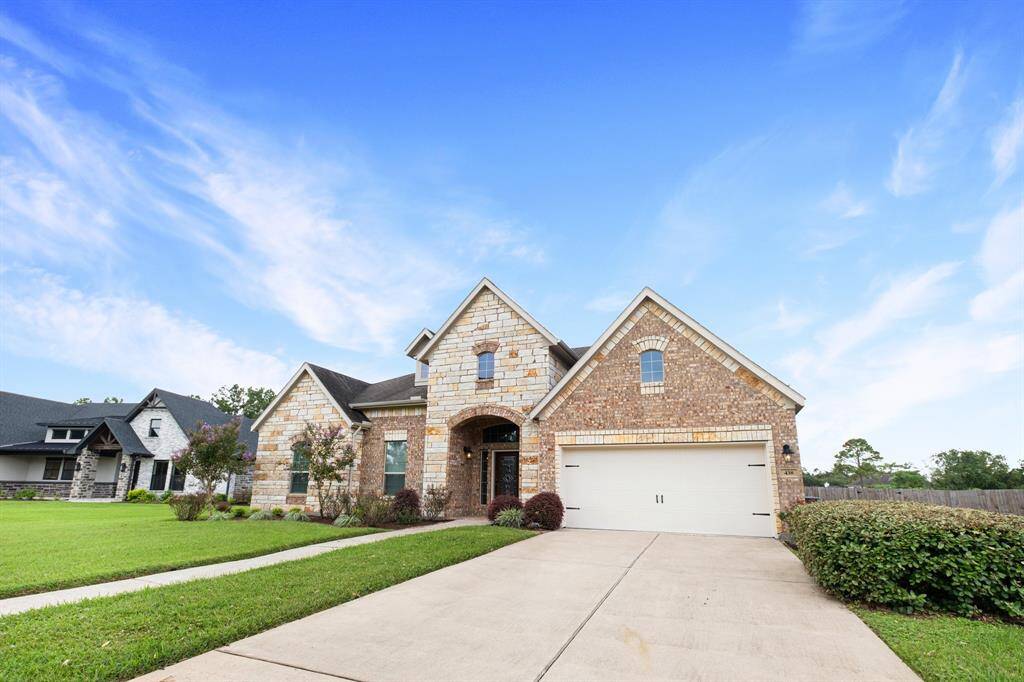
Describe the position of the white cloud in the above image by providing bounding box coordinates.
[816,262,960,362]
[977,202,1024,283]
[585,292,633,314]
[991,97,1024,187]
[793,0,906,54]
[821,182,869,219]
[0,268,290,395]
[887,50,966,197]
[971,270,1024,321]
[765,301,812,334]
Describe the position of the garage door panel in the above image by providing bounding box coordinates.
[561,444,774,537]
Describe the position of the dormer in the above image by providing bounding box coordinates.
[46,426,89,443]
[405,328,434,387]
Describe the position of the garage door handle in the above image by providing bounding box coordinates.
[564,464,580,468]
[747,463,766,467]
[752,513,770,516]
[566,506,580,510]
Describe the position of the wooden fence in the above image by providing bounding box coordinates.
[803,486,1024,515]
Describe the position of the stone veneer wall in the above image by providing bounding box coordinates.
[422,288,555,506]
[252,371,358,511]
[537,300,803,528]
[357,410,426,496]
[0,480,72,498]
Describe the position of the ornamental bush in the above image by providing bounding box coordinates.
[423,485,452,520]
[168,494,206,521]
[495,507,524,528]
[785,500,1024,618]
[13,488,38,500]
[486,494,522,522]
[391,488,421,520]
[524,492,564,530]
[126,488,156,503]
[248,509,274,521]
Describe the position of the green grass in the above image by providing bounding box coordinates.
[0,525,532,681]
[0,501,380,598]
[854,607,1024,681]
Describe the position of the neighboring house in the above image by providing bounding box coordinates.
[252,278,805,537]
[0,389,257,501]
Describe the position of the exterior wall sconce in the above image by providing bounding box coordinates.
[75,462,82,471]
[782,443,793,463]
[463,446,472,460]
[120,462,127,473]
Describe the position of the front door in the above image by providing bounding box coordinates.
[494,452,519,498]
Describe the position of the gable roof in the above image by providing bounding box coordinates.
[350,373,426,407]
[76,417,152,456]
[529,287,806,419]
[124,389,257,451]
[404,328,435,358]
[251,363,369,431]
[0,391,136,449]
[414,278,562,361]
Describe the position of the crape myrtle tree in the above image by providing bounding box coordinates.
[171,418,254,504]
[292,423,356,519]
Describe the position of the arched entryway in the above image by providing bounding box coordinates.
[446,406,524,516]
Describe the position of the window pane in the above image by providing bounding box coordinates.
[51,429,67,440]
[640,350,664,383]
[482,424,518,443]
[480,451,490,504]
[477,352,494,380]
[148,418,161,437]
[417,361,429,379]
[384,473,405,496]
[290,472,309,494]
[170,465,186,491]
[68,429,87,440]
[385,441,407,473]
[150,461,168,490]
[43,458,61,480]
[60,458,75,481]
[291,446,309,471]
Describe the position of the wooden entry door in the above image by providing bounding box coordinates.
[494,452,519,498]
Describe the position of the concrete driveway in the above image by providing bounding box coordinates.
[139,530,917,681]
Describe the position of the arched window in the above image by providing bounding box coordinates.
[640,349,664,383]
[290,442,309,494]
[477,351,495,380]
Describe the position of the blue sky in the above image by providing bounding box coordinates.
[1,1,1021,472]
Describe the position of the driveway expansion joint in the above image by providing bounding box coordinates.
[216,648,364,681]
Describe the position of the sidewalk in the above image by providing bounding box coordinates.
[0,518,486,617]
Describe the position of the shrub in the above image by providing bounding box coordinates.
[524,492,563,530]
[785,500,1024,618]
[333,513,361,527]
[159,490,174,503]
[232,491,251,505]
[423,485,452,520]
[494,507,524,528]
[271,507,285,518]
[283,509,311,522]
[207,510,233,521]
[230,505,253,518]
[391,488,421,520]
[214,500,231,512]
[213,493,228,502]
[355,493,391,527]
[168,494,206,521]
[248,509,274,521]
[487,494,523,522]
[125,488,156,503]
[13,488,38,500]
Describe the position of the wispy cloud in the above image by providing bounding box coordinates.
[801,225,862,257]
[585,291,633,314]
[971,202,1024,321]
[0,15,536,354]
[0,268,291,395]
[991,97,1024,187]
[821,181,870,219]
[793,0,907,55]
[765,300,812,334]
[888,50,967,197]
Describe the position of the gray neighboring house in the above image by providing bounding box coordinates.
[0,389,257,501]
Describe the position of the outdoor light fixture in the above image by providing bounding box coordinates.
[463,446,472,460]
[75,462,81,472]
[782,444,793,463]
[120,462,127,473]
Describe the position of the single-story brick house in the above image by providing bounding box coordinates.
[0,389,257,500]
[252,279,805,537]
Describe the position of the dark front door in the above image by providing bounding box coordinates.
[129,459,141,489]
[495,452,519,498]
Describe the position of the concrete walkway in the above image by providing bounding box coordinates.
[138,530,917,682]
[0,518,486,617]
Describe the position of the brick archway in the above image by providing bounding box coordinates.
[446,404,525,430]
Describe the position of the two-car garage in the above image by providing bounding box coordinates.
[559,443,776,537]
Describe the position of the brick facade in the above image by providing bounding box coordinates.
[536,300,803,526]
[358,412,426,496]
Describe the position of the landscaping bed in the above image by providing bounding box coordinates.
[0,525,533,681]
[0,502,380,598]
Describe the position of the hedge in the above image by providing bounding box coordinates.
[784,500,1024,618]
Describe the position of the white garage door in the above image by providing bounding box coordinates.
[560,444,775,537]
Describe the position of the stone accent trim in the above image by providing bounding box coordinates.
[0,480,71,498]
[383,430,408,441]
[472,339,500,355]
[554,425,781,520]
[632,335,669,353]
[363,406,426,418]
[446,404,526,429]
[115,454,133,500]
[69,448,98,499]
[639,381,665,395]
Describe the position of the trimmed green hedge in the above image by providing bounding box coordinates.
[785,501,1024,618]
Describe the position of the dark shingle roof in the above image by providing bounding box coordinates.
[0,440,75,455]
[306,364,371,423]
[351,374,425,405]
[0,392,77,447]
[102,418,152,456]
[134,389,259,454]
[570,346,590,360]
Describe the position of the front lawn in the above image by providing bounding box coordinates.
[0,501,379,598]
[0,525,532,681]
[854,607,1024,681]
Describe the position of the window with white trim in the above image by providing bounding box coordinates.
[148,418,162,437]
[640,349,664,383]
[384,440,407,495]
[477,351,494,380]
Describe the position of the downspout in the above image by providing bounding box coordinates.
[349,422,371,496]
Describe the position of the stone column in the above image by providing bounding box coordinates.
[69,448,99,500]
[114,453,133,500]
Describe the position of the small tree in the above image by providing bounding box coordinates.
[833,438,883,487]
[930,450,1011,490]
[212,384,277,419]
[293,423,356,519]
[889,470,930,489]
[171,418,253,504]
